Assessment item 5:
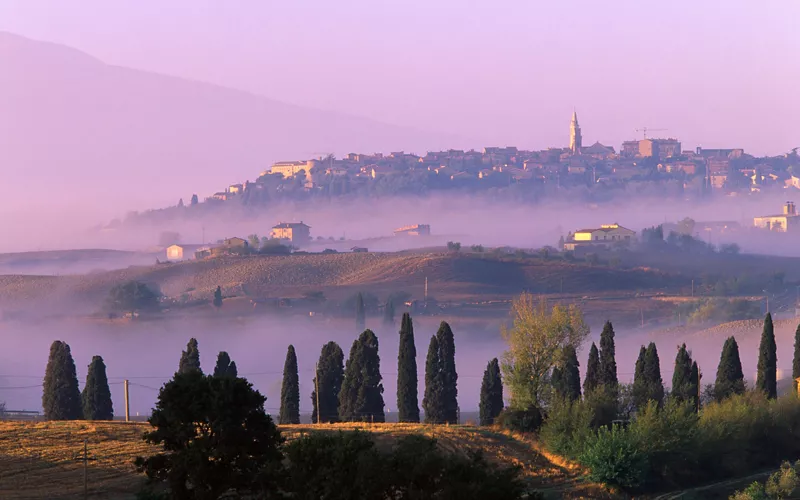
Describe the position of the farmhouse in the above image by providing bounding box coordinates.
[564,223,636,251]
[394,224,431,236]
[753,202,800,233]
[270,222,311,243]
[165,244,207,261]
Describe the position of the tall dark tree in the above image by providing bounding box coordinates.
[551,366,564,398]
[82,355,113,420]
[689,361,700,411]
[213,286,223,308]
[583,342,600,395]
[422,335,443,424]
[715,336,745,401]
[756,312,778,399]
[178,338,201,375]
[396,313,419,423]
[280,345,300,424]
[643,342,664,407]
[384,300,395,326]
[355,292,366,332]
[562,344,581,402]
[213,351,237,378]
[436,322,459,423]
[479,358,504,425]
[42,341,82,420]
[793,323,800,394]
[632,346,648,410]
[190,193,199,205]
[339,330,385,422]
[671,343,694,404]
[599,321,618,389]
[312,342,345,423]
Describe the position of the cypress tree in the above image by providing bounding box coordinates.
[583,342,600,395]
[396,313,419,423]
[82,355,113,420]
[279,345,300,424]
[632,345,648,410]
[756,312,778,399]
[715,336,745,401]
[644,342,664,407]
[178,338,201,375]
[355,292,366,332]
[562,344,581,402]
[479,358,503,425]
[599,321,618,389]
[793,323,800,394]
[42,341,82,420]
[213,351,237,377]
[312,341,344,423]
[384,300,395,326]
[422,335,443,423]
[551,366,564,398]
[339,330,385,422]
[436,321,459,423]
[213,286,223,308]
[671,343,693,404]
[689,361,700,411]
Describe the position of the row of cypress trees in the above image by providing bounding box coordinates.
[42,341,113,420]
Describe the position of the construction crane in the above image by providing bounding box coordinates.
[634,127,667,140]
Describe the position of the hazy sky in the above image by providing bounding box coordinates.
[1,0,798,155]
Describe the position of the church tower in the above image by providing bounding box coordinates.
[569,110,582,154]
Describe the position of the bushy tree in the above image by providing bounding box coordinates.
[599,321,618,389]
[584,342,600,395]
[794,324,800,394]
[423,335,443,424]
[106,280,160,316]
[479,358,504,425]
[82,355,113,420]
[42,341,82,420]
[756,313,777,399]
[672,344,696,407]
[715,336,745,401]
[502,293,589,409]
[355,292,366,332]
[213,286,223,308]
[339,330,385,422]
[396,313,419,423]
[213,351,237,378]
[280,345,300,424]
[135,372,284,498]
[178,338,201,375]
[312,342,345,423]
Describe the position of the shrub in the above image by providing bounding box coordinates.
[497,406,544,433]
[579,425,648,490]
[540,397,593,458]
[584,386,619,429]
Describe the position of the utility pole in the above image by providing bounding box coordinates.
[315,362,321,425]
[124,379,130,422]
[424,276,428,302]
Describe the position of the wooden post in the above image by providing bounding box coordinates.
[124,379,130,422]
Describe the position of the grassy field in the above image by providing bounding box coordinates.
[0,420,615,500]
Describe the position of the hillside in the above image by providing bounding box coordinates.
[0,252,687,313]
[0,421,610,499]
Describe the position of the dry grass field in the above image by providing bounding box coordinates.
[0,420,615,500]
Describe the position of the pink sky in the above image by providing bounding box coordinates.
[1,0,798,156]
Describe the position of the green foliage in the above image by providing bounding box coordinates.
[716,336,746,401]
[106,280,160,316]
[584,385,620,429]
[446,241,461,252]
[562,344,581,402]
[757,313,778,399]
[423,335,443,424]
[212,286,223,308]
[190,194,198,205]
[312,341,344,423]
[599,321,618,389]
[135,372,284,499]
[479,358,504,426]
[177,338,201,375]
[212,351,237,378]
[644,343,664,407]
[672,344,697,407]
[583,342,600,395]
[42,341,82,420]
[470,244,485,253]
[579,425,649,490]
[339,330,385,422]
[280,345,300,424]
[730,482,769,500]
[82,355,113,420]
[423,322,459,423]
[283,432,529,500]
[396,313,419,423]
[540,397,593,458]
[677,298,761,323]
[496,406,544,433]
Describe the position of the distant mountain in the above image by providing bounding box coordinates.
[0,32,460,214]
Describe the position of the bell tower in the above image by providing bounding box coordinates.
[569,110,582,154]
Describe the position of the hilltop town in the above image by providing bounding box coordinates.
[156,111,799,213]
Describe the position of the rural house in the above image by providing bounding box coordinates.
[753,202,800,233]
[394,224,431,236]
[564,223,636,251]
[166,244,207,261]
[270,222,311,243]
